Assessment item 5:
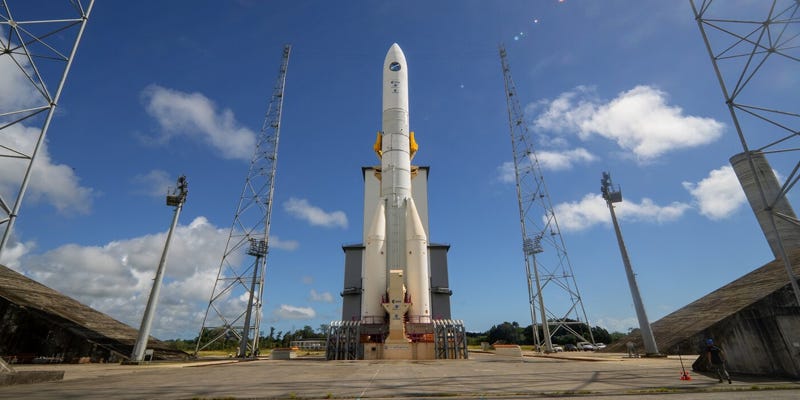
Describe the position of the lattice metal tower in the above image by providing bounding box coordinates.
[195,44,291,358]
[0,1,95,257]
[499,45,595,352]
[690,0,800,306]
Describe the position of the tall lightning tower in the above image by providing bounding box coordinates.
[499,45,594,352]
[0,1,95,257]
[690,0,800,307]
[195,44,291,358]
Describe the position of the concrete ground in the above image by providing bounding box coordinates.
[2,351,798,399]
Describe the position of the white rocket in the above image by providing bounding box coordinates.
[361,43,431,327]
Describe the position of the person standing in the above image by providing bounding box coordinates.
[705,338,731,384]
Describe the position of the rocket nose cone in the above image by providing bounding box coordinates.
[384,43,407,69]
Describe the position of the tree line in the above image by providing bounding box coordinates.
[164,321,628,352]
[467,320,628,346]
[164,325,329,353]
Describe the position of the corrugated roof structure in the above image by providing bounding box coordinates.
[0,264,186,362]
[605,252,800,377]
[607,252,800,353]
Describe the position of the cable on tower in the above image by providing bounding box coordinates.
[194,44,291,358]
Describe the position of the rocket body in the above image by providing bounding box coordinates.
[362,43,431,325]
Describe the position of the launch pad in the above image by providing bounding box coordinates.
[327,44,467,360]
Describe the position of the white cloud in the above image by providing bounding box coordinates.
[310,289,334,303]
[682,165,746,220]
[533,85,724,161]
[592,316,640,334]
[616,197,691,223]
[8,215,300,338]
[0,51,42,111]
[535,148,597,171]
[269,235,299,251]
[273,304,316,320]
[132,169,174,197]
[142,85,256,161]
[15,216,248,338]
[283,197,348,229]
[0,39,93,215]
[553,193,691,232]
[497,162,516,184]
[552,194,610,231]
[0,124,93,214]
[0,238,34,269]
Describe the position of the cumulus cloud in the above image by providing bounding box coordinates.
[0,238,35,269]
[536,148,597,171]
[309,289,334,303]
[553,193,690,232]
[533,85,724,161]
[273,304,316,320]
[142,85,256,160]
[269,235,300,251]
[12,216,297,338]
[497,162,516,184]
[682,165,747,220]
[0,124,93,214]
[0,52,43,111]
[132,169,174,197]
[0,51,93,215]
[592,316,640,334]
[283,197,348,229]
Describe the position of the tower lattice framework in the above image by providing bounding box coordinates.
[499,45,594,351]
[0,1,95,256]
[690,0,800,306]
[195,44,291,356]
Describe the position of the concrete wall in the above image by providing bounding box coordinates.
[696,285,800,378]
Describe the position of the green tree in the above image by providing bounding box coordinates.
[487,322,520,344]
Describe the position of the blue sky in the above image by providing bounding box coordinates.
[1,1,795,340]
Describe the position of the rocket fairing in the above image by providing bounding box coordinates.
[361,43,432,326]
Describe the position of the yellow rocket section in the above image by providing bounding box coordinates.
[373,131,419,161]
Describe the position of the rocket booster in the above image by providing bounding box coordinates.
[362,43,431,324]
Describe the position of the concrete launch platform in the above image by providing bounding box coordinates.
[2,351,798,399]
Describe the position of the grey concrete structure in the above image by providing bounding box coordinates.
[1,352,798,399]
[607,252,800,378]
[730,152,800,258]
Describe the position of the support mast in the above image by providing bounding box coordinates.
[0,1,95,257]
[499,45,595,351]
[195,44,291,358]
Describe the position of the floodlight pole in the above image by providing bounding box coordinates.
[130,176,188,363]
[601,172,660,356]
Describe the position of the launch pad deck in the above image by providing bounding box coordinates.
[3,351,798,399]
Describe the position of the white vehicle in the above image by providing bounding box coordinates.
[577,341,595,351]
[551,345,564,352]
[594,343,607,350]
